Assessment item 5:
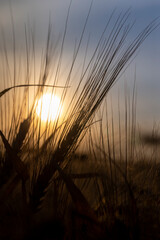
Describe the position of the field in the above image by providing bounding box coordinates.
[0,8,160,240]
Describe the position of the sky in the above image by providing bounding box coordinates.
[0,0,160,130]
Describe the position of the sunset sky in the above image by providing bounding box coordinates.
[0,0,160,129]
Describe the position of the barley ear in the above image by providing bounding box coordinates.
[0,130,29,182]
[12,117,30,153]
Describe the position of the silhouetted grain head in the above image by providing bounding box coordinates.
[29,12,159,213]
[0,130,28,182]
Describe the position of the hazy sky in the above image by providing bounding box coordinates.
[0,0,160,128]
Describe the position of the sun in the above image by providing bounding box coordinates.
[35,93,62,122]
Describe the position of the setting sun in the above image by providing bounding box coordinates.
[35,93,62,122]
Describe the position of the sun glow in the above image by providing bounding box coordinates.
[35,93,62,122]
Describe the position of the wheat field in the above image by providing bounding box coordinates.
[0,5,160,240]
